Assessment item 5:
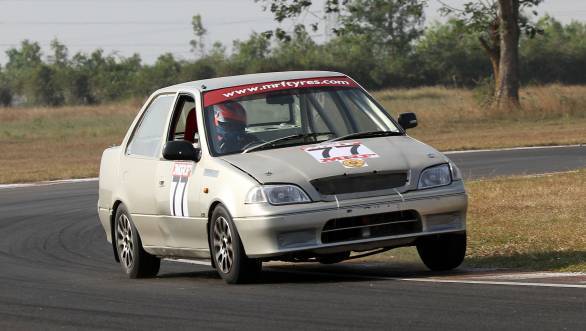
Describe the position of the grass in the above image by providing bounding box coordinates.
[1,84,585,184]
[366,170,586,272]
[375,84,586,151]
[0,100,140,183]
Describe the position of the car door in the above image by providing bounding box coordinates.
[153,93,208,256]
[122,93,176,247]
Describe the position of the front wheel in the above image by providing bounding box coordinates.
[209,205,261,284]
[114,204,160,278]
[416,232,466,271]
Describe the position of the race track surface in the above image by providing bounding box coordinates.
[446,145,586,179]
[1,146,585,330]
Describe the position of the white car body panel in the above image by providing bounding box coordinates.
[97,70,467,262]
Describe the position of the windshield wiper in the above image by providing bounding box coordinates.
[242,132,334,153]
[326,130,404,143]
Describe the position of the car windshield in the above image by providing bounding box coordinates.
[203,78,401,156]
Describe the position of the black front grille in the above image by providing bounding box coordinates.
[310,171,408,196]
[321,210,421,244]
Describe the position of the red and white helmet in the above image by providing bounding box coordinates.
[213,102,247,129]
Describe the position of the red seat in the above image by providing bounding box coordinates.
[183,108,197,143]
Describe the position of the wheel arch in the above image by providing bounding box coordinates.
[110,200,124,262]
[206,200,225,267]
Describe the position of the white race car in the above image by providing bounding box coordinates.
[98,71,467,283]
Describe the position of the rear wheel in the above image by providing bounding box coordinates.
[209,205,261,284]
[416,232,466,271]
[114,204,160,278]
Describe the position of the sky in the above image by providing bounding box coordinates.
[0,0,585,65]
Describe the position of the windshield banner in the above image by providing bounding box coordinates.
[203,77,359,107]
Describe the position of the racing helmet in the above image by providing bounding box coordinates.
[214,102,246,137]
[214,101,246,153]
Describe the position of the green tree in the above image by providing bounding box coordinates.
[440,0,544,109]
[257,0,426,53]
[271,26,321,71]
[415,20,488,86]
[5,40,42,70]
[190,14,208,58]
[48,39,69,66]
[230,33,272,73]
[68,52,98,104]
[256,0,427,87]
[335,0,427,54]
[25,64,64,106]
[521,16,586,84]
[136,53,181,94]
[4,40,43,101]
[0,68,13,106]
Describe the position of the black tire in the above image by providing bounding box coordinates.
[114,204,160,278]
[317,251,351,264]
[209,205,261,284]
[416,232,466,271]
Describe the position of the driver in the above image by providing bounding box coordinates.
[213,101,256,153]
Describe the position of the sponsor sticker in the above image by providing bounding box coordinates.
[342,159,367,168]
[170,162,193,217]
[302,141,379,167]
[203,77,359,107]
[172,162,193,178]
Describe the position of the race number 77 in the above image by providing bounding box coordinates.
[306,143,361,159]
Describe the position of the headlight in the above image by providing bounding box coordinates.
[449,162,462,181]
[418,164,452,189]
[245,185,311,205]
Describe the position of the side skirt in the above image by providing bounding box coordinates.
[143,246,211,260]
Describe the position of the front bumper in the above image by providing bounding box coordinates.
[234,181,467,258]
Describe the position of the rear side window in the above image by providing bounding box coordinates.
[126,94,174,157]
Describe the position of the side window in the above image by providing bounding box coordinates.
[126,94,174,157]
[168,95,197,143]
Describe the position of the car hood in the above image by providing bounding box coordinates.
[220,136,449,194]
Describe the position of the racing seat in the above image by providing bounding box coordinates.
[183,108,197,143]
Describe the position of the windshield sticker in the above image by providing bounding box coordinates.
[172,162,193,178]
[170,162,193,217]
[302,141,379,167]
[203,77,359,107]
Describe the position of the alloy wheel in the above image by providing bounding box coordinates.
[116,214,134,269]
[212,216,234,273]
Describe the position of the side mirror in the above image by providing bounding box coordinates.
[398,112,418,130]
[163,140,201,162]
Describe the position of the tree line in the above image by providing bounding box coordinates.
[0,15,584,107]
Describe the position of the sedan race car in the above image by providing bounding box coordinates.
[98,71,467,283]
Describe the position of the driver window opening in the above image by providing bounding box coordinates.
[169,95,198,147]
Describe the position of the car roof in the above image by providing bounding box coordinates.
[154,70,347,94]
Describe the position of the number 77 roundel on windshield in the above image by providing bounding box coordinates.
[302,141,379,168]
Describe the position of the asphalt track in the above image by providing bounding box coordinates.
[1,145,585,330]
